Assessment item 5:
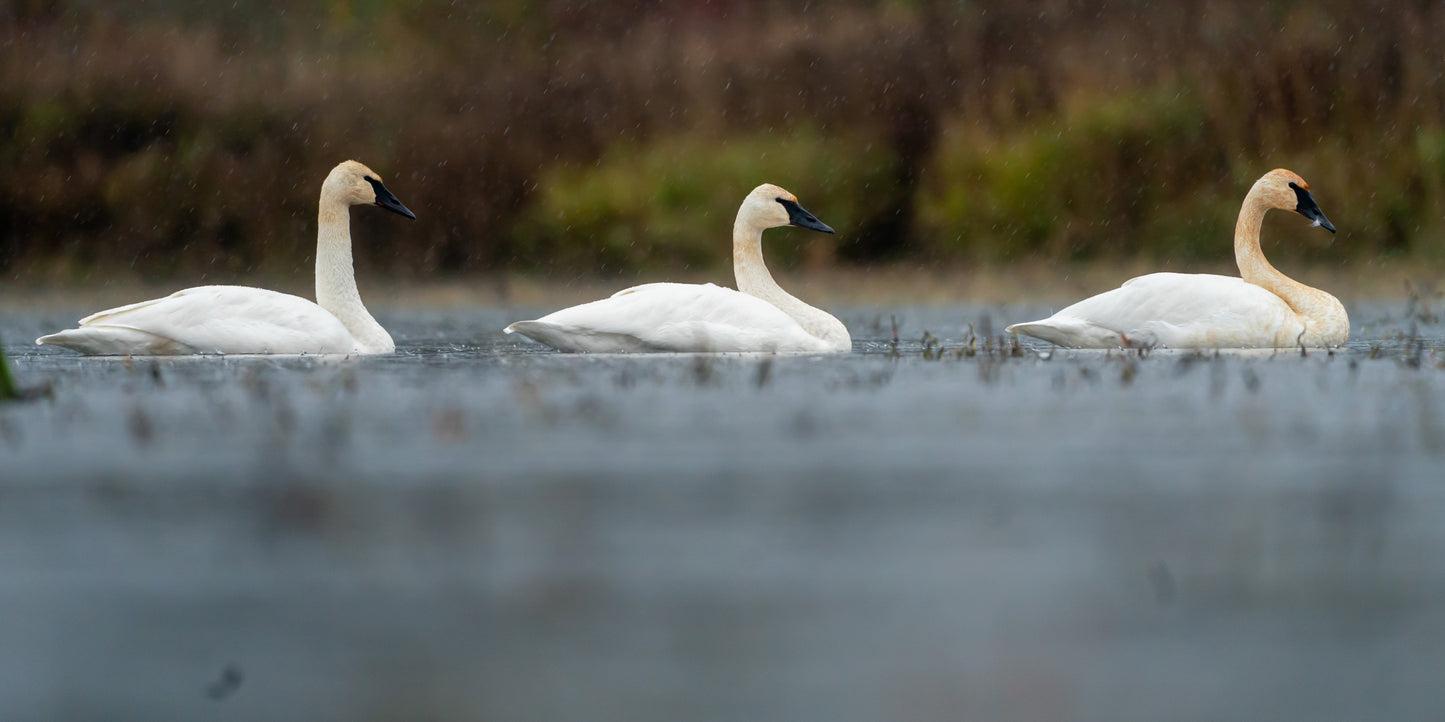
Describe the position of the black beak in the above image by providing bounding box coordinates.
[777,198,834,234]
[365,177,417,220]
[1289,182,1334,234]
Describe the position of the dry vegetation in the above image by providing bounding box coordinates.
[2,0,1443,285]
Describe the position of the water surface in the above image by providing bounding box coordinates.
[1,302,1442,722]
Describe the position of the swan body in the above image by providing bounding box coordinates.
[1009,273,1317,349]
[506,184,850,353]
[1007,169,1348,349]
[38,160,414,355]
[507,282,837,353]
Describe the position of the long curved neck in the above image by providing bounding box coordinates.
[1234,190,1309,311]
[733,217,794,309]
[732,215,848,348]
[1234,187,1347,340]
[316,198,392,352]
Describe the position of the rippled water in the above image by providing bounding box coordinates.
[2,301,1443,722]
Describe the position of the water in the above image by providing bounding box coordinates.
[1,301,1443,722]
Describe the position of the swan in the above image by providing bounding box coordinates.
[37,160,415,355]
[504,183,851,353]
[1005,169,1348,349]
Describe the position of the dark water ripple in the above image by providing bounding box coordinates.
[1,302,1443,722]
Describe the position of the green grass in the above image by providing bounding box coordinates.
[918,88,1240,263]
[2,1,1443,278]
[510,130,897,273]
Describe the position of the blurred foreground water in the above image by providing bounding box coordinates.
[1,302,1443,722]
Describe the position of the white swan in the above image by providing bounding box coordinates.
[37,160,415,355]
[1006,169,1348,349]
[505,183,851,353]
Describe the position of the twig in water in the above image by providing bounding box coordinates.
[0,334,52,403]
[1404,278,1441,324]
[206,663,244,701]
[691,354,714,385]
[1242,367,1261,394]
[755,357,773,389]
[1119,358,1137,386]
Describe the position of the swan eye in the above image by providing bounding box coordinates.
[1288,182,1312,207]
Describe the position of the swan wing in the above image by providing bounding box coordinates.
[606,281,701,298]
[506,282,831,352]
[1007,273,1305,348]
[39,285,357,355]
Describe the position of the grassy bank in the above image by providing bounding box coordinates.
[2,0,1443,282]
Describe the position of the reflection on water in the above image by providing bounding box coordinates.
[1,304,1443,722]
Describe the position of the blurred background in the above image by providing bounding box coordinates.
[5,5,1445,721]
[2,0,1443,291]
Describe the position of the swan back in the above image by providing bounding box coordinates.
[38,286,357,354]
[506,283,834,353]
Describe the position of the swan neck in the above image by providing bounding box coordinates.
[316,197,391,351]
[1235,186,1318,307]
[731,211,850,350]
[1233,183,1347,343]
[732,217,787,302]
[1234,190,1281,287]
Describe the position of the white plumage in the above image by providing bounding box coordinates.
[41,287,358,355]
[1008,273,1310,349]
[508,282,838,353]
[1007,169,1348,349]
[506,184,850,353]
[37,160,415,355]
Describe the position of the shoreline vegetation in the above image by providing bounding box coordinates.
[2,1,1443,282]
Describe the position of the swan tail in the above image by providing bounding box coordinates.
[502,320,538,337]
[504,320,657,353]
[504,321,578,351]
[37,326,194,355]
[1005,318,1127,349]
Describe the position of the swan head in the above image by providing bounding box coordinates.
[1260,169,1335,234]
[741,183,835,234]
[324,160,416,220]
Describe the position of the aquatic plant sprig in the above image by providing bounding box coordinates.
[0,333,51,403]
[0,335,16,401]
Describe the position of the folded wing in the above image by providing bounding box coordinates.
[38,285,357,355]
[506,282,833,352]
[1007,273,1304,348]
